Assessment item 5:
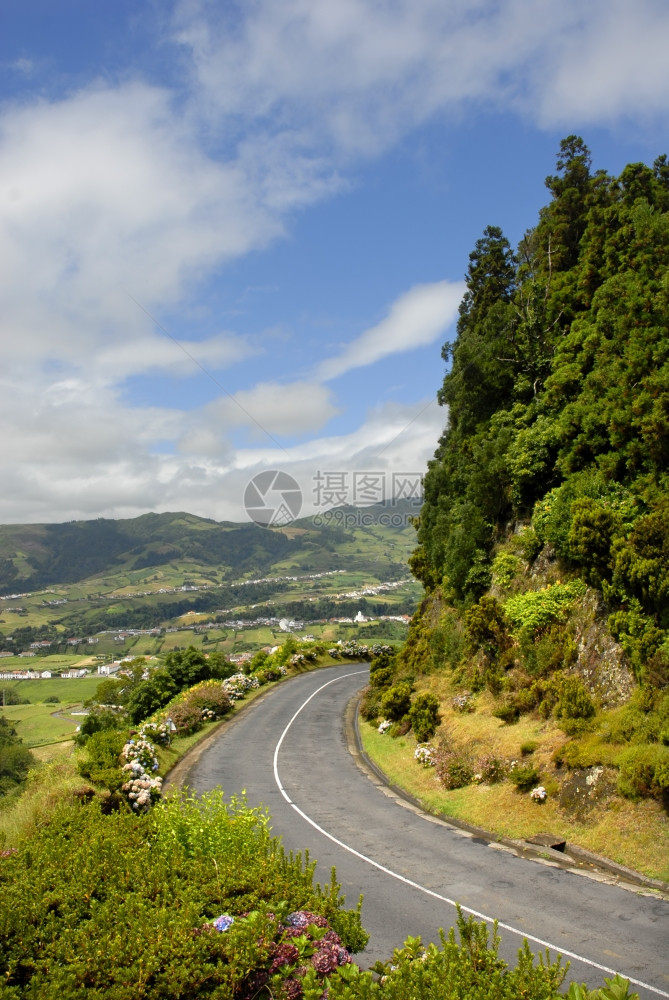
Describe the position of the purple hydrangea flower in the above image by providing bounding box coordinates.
[285,910,327,929]
[213,914,235,932]
[269,941,300,973]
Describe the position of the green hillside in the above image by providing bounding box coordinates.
[0,503,422,661]
[362,139,669,875]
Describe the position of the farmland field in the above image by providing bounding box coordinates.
[1,675,101,704]
[1,702,85,746]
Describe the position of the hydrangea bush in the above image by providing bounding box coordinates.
[122,772,163,812]
[223,673,260,700]
[138,721,171,746]
[121,738,159,773]
[414,744,436,767]
[120,737,163,812]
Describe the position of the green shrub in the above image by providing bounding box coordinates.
[519,625,576,678]
[552,740,609,769]
[509,762,540,791]
[349,908,568,1000]
[0,717,35,796]
[166,700,204,736]
[608,600,665,677]
[513,686,540,714]
[359,686,383,722]
[491,552,523,591]
[389,718,412,738]
[474,754,507,783]
[433,741,474,790]
[567,497,620,585]
[532,484,575,558]
[493,701,520,725]
[504,580,586,635]
[517,526,542,563]
[554,674,596,721]
[186,681,232,717]
[163,646,215,688]
[643,647,669,689]
[370,667,394,690]
[429,609,466,672]
[616,744,669,800]
[464,596,511,659]
[409,693,440,743]
[75,708,125,745]
[369,649,395,673]
[127,668,179,725]
[256,666,284,684]
[532,473,637,564]
[76,729,126,790]
[520,740,538,756]
[380,683,413,722]
[602,691,668,745]
[611,506,669,614]
[0,790,369,998]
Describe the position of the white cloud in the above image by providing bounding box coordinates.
[317,281,464,381]
[0,353,445,524]
[175,0,669,155]
[205,380,341,439]
[0,78,342,376]
[92,331,254,383]
[1,0,667,528]
[532,0,669,125]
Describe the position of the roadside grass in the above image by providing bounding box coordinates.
[360,722,669,883]
[0,757,84,849]
[30,740,75,764]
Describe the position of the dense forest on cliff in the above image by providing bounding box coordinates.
[412,137,669,678]
[368,139,669,820]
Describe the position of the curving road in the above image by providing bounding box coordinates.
[183,665,669,999]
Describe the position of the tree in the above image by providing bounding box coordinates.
[0,715,34,795]
[163,647,211,688]
[127,669,179,725]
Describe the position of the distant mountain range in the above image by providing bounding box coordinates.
[0,501,421,595]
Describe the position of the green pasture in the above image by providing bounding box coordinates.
[0,653,80,668]
[1,675,101,704]
[1,702,84,746]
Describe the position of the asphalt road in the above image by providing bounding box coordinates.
[183,665,669,998]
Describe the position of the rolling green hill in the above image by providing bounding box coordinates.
[0,502,422,660]
[0,503,419,595]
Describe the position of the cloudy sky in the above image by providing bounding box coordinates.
[1,0,668,525]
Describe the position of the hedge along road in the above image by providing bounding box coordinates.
[182,664,669,999]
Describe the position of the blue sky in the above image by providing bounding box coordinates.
[1,1,668,525]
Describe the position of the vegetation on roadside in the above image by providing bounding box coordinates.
[0,790,640,999]
[0,715,34,798]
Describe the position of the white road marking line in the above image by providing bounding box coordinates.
[272,669,669,999]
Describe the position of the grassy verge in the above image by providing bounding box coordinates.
[359,720,669,883]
